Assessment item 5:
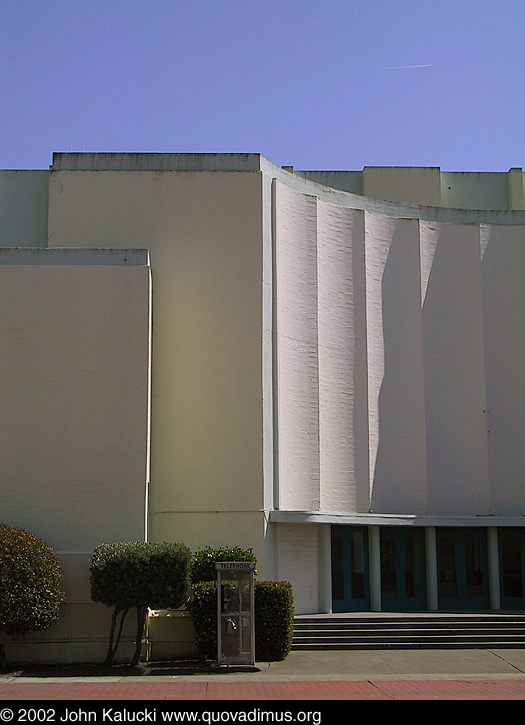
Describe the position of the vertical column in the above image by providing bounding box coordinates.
[487,527,501,610]
[317,524,333,614]
[369,526,382,611]
[507,168,524,210]
[425,527,438,611]
[317,202,365,513]
[274,182,320,511]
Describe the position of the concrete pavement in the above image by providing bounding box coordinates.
[4,649,525,699]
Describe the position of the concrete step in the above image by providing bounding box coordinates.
[291,613,525,650]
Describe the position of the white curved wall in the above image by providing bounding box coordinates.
[365,213,427,513]
[318,201,367,513]
[274,180,525,517]
[482,225,525,513]
[275,183,320,511]
[275,184,369,513]
[420,221,489,514]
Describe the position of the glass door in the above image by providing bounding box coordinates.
[380,528,426,611]
[499,528,525,609]
[331,526,370,612]
[437,528,489,610]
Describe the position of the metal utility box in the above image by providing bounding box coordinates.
[215,562,255,666]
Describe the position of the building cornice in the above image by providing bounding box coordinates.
[269,510,525,528]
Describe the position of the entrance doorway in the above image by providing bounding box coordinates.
[436,528,489,609]
[331,526,370,612]
[499,528,525,609]
[380,527,426,611]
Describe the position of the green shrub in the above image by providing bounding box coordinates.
[90,541,191,666]
[189,546,257,585]
[186,581,217,662]
[254,581,294,662]
[187,580,294,662]
[0,524,64,637]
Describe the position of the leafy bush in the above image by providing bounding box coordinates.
[254,581,294,661]
[189,546,257,585]
[186,581,217,662]
[187,580,294,662]
[0,523,64,637]
[90,541,191,665]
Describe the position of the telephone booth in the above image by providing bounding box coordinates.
[215,562,255,666]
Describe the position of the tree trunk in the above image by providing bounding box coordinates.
[130,605,147,667]
[105,607,129,667]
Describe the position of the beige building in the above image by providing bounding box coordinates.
[1,154,525,662]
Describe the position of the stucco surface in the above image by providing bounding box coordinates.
[0,263,150,548]
[47,170,266,554]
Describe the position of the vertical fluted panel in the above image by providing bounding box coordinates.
[365,213,427,513]
[275,182,320,510]
[481,224,525,513]
[274,177,524,518]
[317,202,364,512]
[420,221,490,514]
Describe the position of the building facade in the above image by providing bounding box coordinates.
[1,154,525,662]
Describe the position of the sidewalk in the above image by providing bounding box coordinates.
[3,649,525,699]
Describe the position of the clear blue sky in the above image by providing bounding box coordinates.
[1,0,523,171]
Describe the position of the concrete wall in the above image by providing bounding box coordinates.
[363,167,442,207]
[0,170,48,247]
[275,524,320,615]
[47,168,269,572]
[441,172,508,210]
[0,249,151,662]
[296,167,525,210]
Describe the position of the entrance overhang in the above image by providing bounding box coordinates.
[269,510,525,528]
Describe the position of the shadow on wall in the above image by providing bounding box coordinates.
[370,219,427,514]
[481,226,525,514]
[370,221,525,517]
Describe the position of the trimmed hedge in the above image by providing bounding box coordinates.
[90,541,191,665]
[90,541,191,610]
[189,546,257,585]
[254,580,294,662]
[187,580,294,662]
[0,524,64,637]
[186,581,217,662]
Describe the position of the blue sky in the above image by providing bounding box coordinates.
[1,0,523,171]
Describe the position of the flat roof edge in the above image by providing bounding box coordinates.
[0,248,150,266]
[269,510,525,527]
[51,152,264,172]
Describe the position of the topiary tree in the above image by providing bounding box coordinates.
[90,541,191,666]
[0,523,64,637]
[189,546,257,585]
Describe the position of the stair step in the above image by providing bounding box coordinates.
[291,614,525,650]
[292,641,525,650]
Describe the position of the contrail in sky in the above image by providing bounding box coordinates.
[385,63,433,69]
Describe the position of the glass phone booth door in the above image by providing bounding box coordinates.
[215,562,255,666]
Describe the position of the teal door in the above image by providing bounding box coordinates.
[499,528,525,610]
[380,528,426,611]
[437,528,489,610]
[331,526,370,612]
